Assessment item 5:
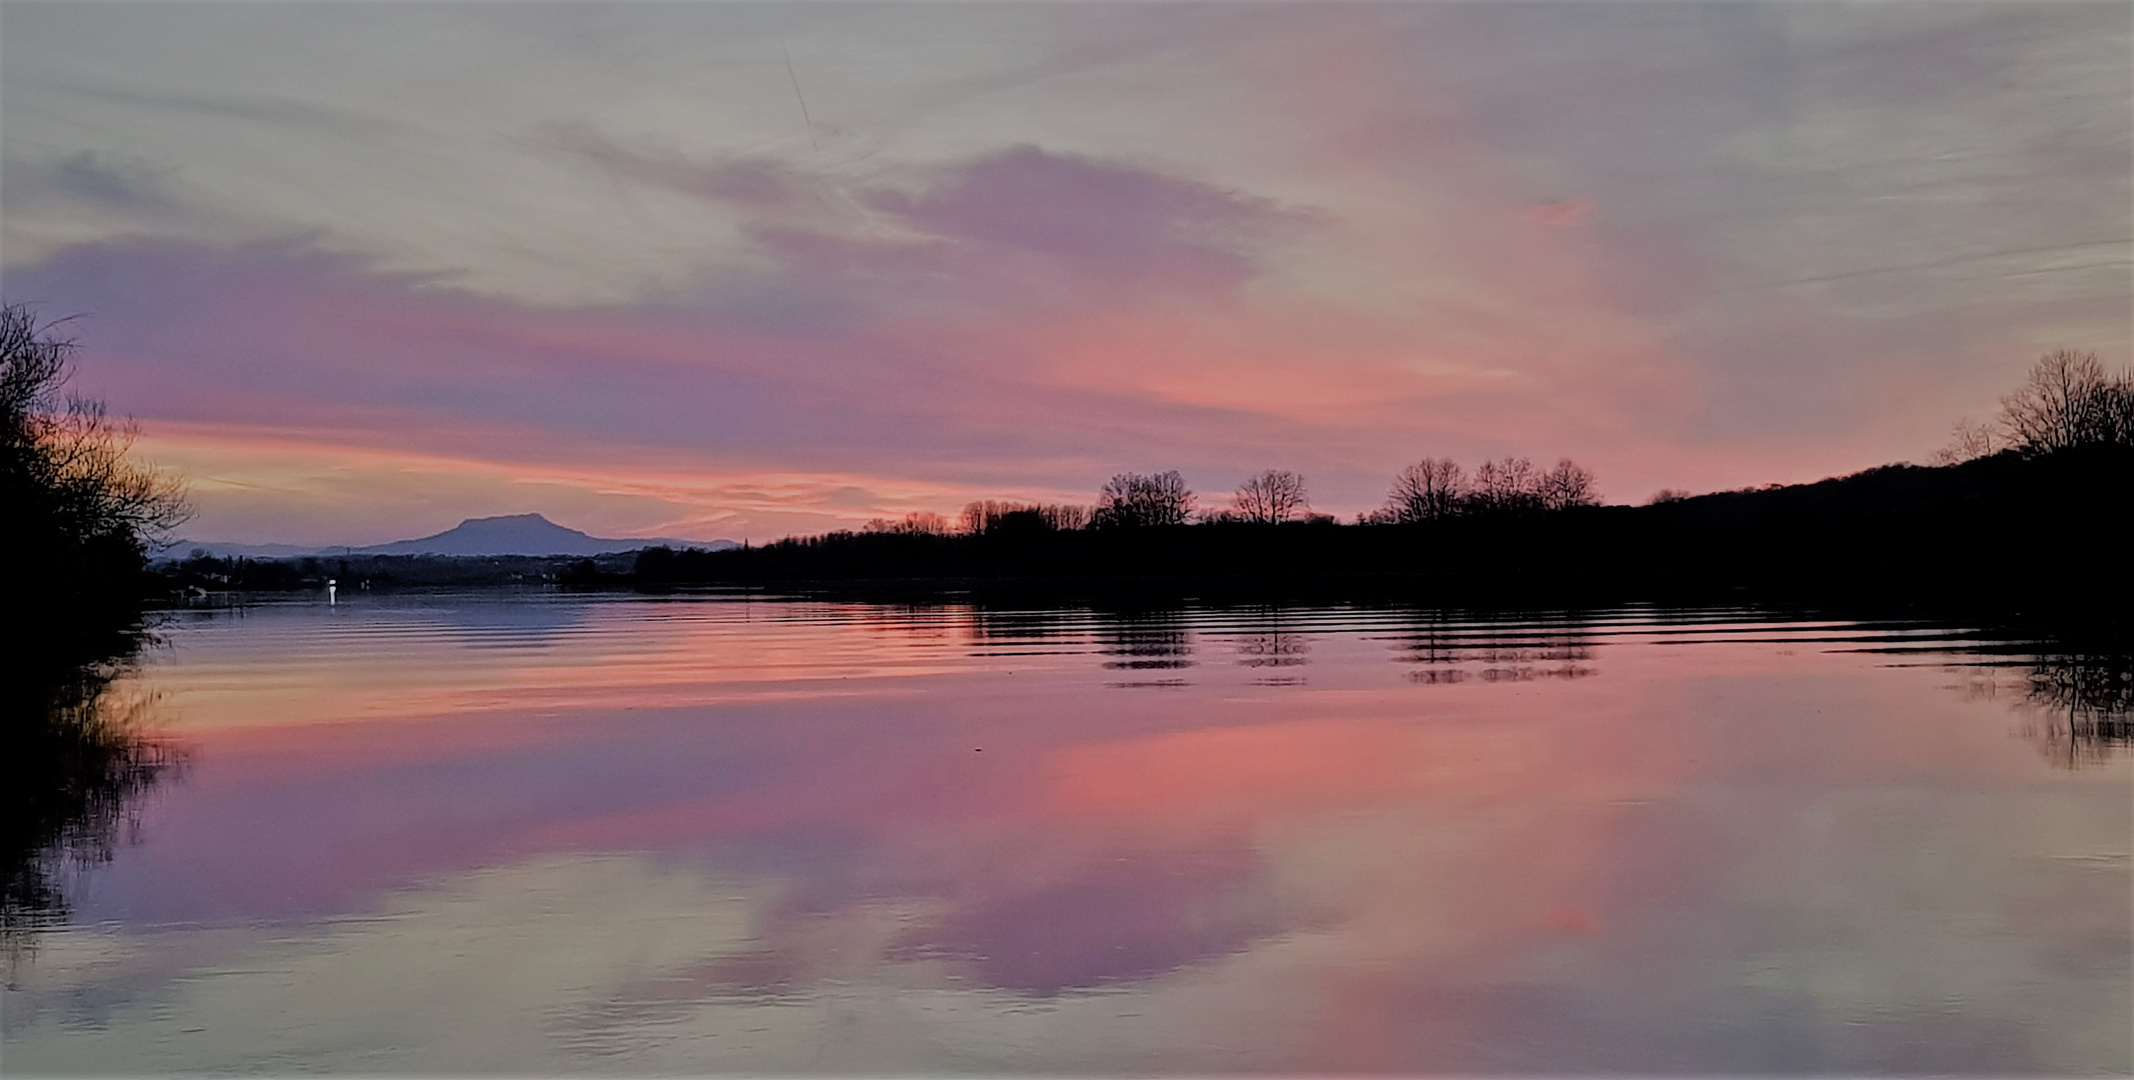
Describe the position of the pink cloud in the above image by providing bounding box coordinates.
[866,145,1300,291]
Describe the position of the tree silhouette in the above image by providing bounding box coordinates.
[1996,348,2133,456]
[1930,417,2002,465]
[1370,455,1595,522]
[1538,458,1599,510]
[1469,457,1543,514]
[961,500,1090,536]
[1232,469,1308,523]
[961,500,1014,535]
[3,303,189,662]
[1093,471,1193,528]
[1380,458,1466,523]
[3,306,189,557]
[865,511,950,536]
[1038,503,1093,531]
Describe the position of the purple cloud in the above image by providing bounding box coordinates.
[868,145,1296,289]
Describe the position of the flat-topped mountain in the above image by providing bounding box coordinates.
[358,513,731,556]
[178,514,736,558]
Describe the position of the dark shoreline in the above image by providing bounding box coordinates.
[619,441,2134,631]
[143,443,2132,632]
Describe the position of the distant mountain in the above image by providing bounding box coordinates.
[166,539,327,560]
[173,514,737,559]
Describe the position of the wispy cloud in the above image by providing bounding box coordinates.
[3,2,2125,541]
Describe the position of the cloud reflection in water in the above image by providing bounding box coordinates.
[3,597,2125,1075]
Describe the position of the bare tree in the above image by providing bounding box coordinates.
[1039,503,1091,531]
[1929,417,2001,465]
[1093,470,1193,528]
[1997,348,2134,456]
[865,511,949,536]
[1469,457,1543,514]
[1232,469,1308,523]
[1375,455,1594,521]
[961,499,1089,535]
[1538,458,1599,510]
[960,499,1013,535]
[0,306,71,428]
[1382,458,1466,523]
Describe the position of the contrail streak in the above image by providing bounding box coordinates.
[781,38,819,154]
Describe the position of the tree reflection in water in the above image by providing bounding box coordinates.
[2011,646,2133,768]
[1959,642,2133,768]
[1233,607,1309,687]
[3,647,185,960]
[1389,611,1598,685]
[1099,608,1195,689]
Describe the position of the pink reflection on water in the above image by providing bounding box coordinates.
[44,597,2131,1074]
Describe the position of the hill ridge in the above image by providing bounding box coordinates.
[176,512,736,558]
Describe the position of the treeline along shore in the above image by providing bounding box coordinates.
[150,440,2130,619]
[624,442,2131,616]
[158,551,638,593]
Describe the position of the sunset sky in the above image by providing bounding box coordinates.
[3,1,2127,545]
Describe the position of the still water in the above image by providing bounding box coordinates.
[5,594,2128,1074]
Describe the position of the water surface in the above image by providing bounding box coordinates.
[5,594,2128,1074]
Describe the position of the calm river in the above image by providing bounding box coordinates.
[5,594,2128,1074]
